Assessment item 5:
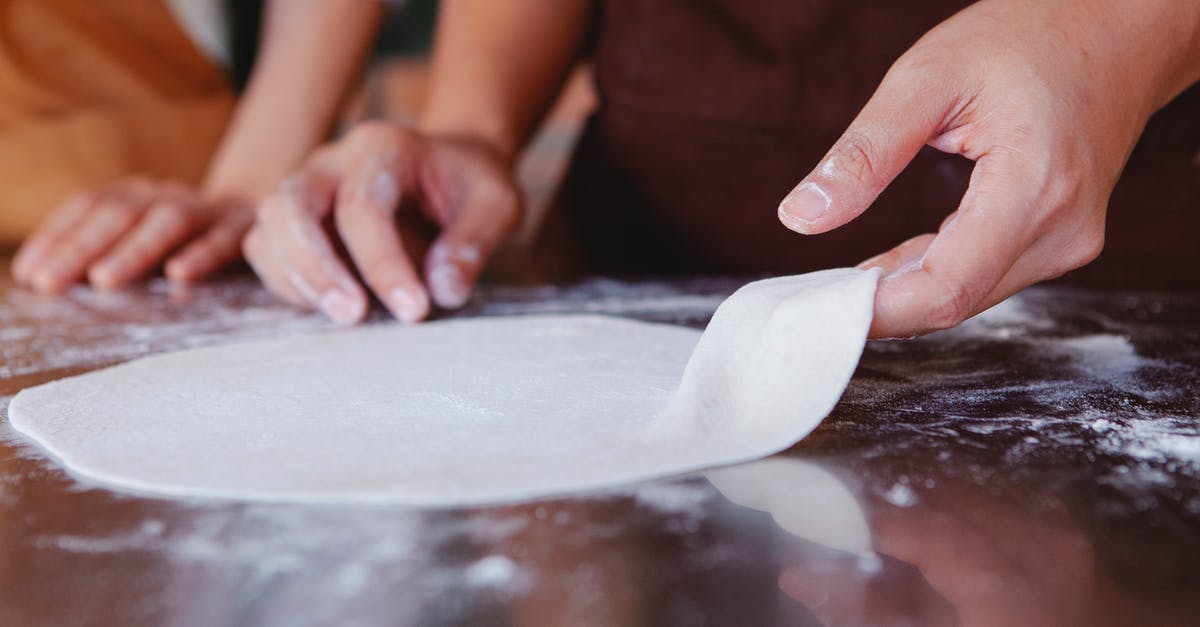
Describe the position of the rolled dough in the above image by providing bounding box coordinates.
[8,268,878,505]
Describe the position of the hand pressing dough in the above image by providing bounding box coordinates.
[8,268,879,505]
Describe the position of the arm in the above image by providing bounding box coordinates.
[243,0,594,324]
[421,0,594,162]
[13,0,383,291]
[170,0,385,281]
[777,0,1200,338]
[200,0,384,200]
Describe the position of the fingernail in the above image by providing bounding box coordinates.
[31,271,62,294]
[319,289,362,325]
[429,263,471,309]
[387,287,428,323]
[88,264,119,289]
[164,259,188,282]
[778,183,831,232]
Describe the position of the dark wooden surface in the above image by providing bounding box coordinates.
[1,259,1197,627]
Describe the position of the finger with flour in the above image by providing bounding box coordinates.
[256,167,367,325]
[334,133,431,323]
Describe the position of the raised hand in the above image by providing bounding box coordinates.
[778,0,1200,338]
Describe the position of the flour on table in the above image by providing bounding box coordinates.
[8,269,878,505]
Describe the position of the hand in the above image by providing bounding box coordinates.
[242,121,522,325]
[12,178,254,292]
[777,0,1200,338]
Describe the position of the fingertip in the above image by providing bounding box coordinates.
[777,182,831,235]
[10,260,28,283]
[318,288,368,326]
[385,285,430,324]
[86,263,123,291]
[165,251,213,284]
[867,276,912,339]
[30,270,68,294]
[11,249,33,280]
[425,241,482,310]
[12,242,51,281]
[163,257,193,284]
[428,262,472,309]
[776,205,812,234]
[867,265,954,339]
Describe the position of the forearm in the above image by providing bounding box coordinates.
[1072,0,1200,115]
[420,0,593,163]
[202,0,384,199]
[1163,0,1200,100]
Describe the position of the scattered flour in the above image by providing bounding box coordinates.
[1051,334,1146,378]
[1092,416,1200,469]
[882,483,918,507]
[632,480,714,516]
[463,555,524,590]
[0,279,330,382]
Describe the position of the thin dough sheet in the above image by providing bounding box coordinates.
[9,268,878,505]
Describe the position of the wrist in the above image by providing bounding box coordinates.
[1178,1,1200,93]
[417,59,542,167]
[418,104,523,167]
[199,168,279,204]
[1124,0,1200,111]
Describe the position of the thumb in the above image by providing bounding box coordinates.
[779,65,951,235]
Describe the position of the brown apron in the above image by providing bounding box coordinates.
[0,0,234,245]
[558,0,1200,287]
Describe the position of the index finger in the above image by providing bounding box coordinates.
[778,60,949,235]
[334,133,431,323]
[257,157,369,325]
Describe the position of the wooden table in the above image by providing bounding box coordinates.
[1,260,1197,626]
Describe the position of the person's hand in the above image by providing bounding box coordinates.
[242,121,522,325]
[777,0,1200,338]
[11,178,254,292]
